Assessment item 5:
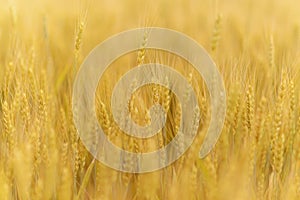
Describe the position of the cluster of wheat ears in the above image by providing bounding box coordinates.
[0,0,300,199]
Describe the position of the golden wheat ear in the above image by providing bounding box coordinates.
[199,89,226,158]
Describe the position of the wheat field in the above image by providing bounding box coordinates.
[0,0,300,199]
